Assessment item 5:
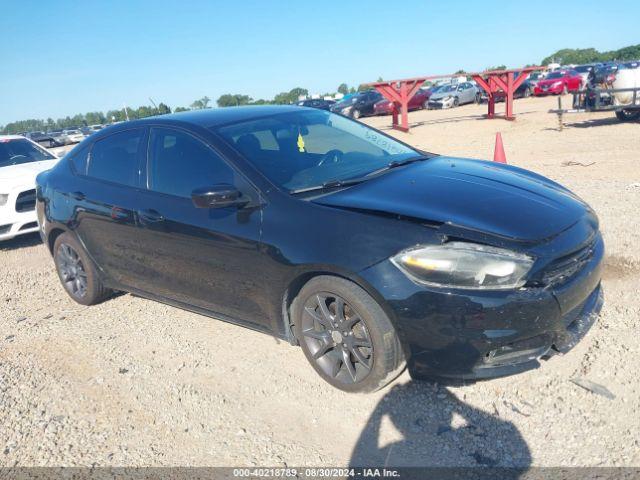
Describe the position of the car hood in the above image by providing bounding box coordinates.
[430,91,456,100]
[312,157,590,242]
[537,78,563,86]
[0,159,59,187]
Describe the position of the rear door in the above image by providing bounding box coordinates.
[72,128,148,287]
[132,126,269,329]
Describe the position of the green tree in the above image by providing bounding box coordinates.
[157,103,171,115]
[273,87,308,105]
[190,96,211,109]
[173,106,190,113]
[217,94,252,107]
[337,83,349,95]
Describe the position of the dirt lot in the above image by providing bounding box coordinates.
[1,95,639,467]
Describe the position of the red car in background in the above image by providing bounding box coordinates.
[534,70,583,95]
[373,88,431,115]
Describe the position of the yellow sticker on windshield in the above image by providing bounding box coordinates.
[297,132,306,153]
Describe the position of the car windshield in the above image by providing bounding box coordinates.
[213,110,421,193]
[439,85,456,92]
[574,65,591,73]
[545,71,564,79]
[0,138,56,167]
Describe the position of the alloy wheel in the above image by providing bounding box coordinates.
[56,243,88,298]
[300,293,373,384]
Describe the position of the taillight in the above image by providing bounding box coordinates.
[606,73,616,84]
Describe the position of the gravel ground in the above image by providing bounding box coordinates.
[1,95,639,467]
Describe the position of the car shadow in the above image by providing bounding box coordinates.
[376,110,538,130]
[0,232,44,252]
[349,381,531,476]
[563,116,636,128]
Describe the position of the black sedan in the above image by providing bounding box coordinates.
[36,106,604,392]
[296,98,335,110]
[23,131,60,148]
[330,90,383,119]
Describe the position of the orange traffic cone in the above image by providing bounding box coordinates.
[493,132,507,163]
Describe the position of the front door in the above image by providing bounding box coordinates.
[132,126,269,329]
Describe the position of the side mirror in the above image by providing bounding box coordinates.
[191,184,249,209]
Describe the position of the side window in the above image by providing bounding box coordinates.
[67,145,90,175]
[148,127,235,198]
[87,129,143,187]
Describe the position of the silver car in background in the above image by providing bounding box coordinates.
[428,82,480,109]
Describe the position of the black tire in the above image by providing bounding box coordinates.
[562,84,568,95]
[475,93,481,104]
[422,99,429,109]
[352,109,361,119]
[615,109,640,122]
[524,87,531,98]
[453,97,459,107]
[292,276,405,393]
[53,232,112,305]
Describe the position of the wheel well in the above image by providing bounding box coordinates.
[47,228,66,254]
[281,270,390,346]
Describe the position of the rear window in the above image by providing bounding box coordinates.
[87,129,143,187]
[0,138,56,168]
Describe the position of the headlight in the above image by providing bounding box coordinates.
[0,194,8,206]
[391,242,534,290]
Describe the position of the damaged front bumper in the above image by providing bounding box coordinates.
[358,232,605,381]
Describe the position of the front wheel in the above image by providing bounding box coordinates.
[351,109,361,119]
[53,232,112,305]
[453,97,459,107]
[292,276,405,392]
[615,109,640,122]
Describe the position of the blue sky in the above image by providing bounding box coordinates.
[1,0,638,125]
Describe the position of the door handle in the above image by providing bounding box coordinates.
[138,208,164,223]
[70,191,85,201]
[111,206,131,221]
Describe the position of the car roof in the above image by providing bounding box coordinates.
[0,135,27,140]
[153,105,303,128]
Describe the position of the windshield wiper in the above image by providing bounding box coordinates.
[289,155,433,195]
[364,155,432,177]
[290,178,366,195]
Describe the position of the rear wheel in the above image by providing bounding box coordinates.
[53,233,112,305]
[562,84,569,95]
[615,109,640,122]
[352,109,361,119]
[292,276,405,392]
[453,97,459,107]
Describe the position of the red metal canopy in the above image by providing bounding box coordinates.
[469,67,542,120]
[365,67,543,131]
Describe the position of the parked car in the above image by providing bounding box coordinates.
[481,74,534,103]
[24,131,59,148]
[526,71,546,89]
[0,135,58,241]
[373,89,431,115]
[533,70,582,95]
[330,90,383,119]
[296,99,335,110]
[588,63,619,87]
[573,64,597,87]
[36,106,604,392]
[428,82,479,109]
[63,129,85,144]
[49,131,71,146]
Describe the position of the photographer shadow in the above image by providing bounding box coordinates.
[350,382,531,476]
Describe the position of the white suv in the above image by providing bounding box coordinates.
[0,136,59,241]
